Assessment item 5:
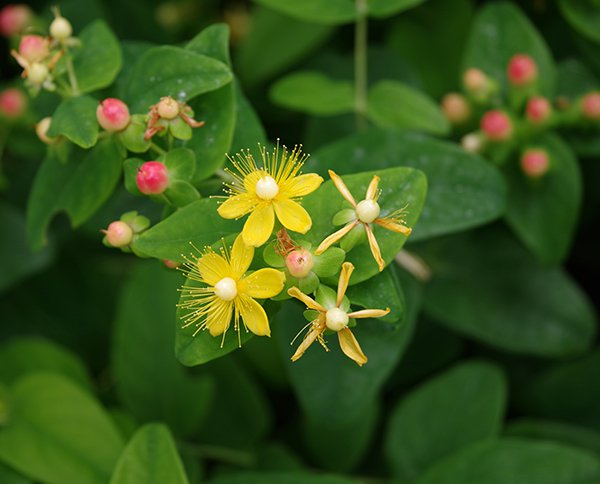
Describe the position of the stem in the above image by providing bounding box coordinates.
[66,56,80,96]
[150,142,166,155]
[354,0,368,131]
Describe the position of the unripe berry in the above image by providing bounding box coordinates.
[36,117,56,144]
[157,96,180,120]
[0,88,27,118]
[520,149,550,179]
[582,92,600,121]
[104,221,134,247]
[255,176,279,200]
[0,4,32,37]
[50,15,72,41]
[463,68,488,94]
[526,96,552,124]
[507,54,538,86]
[136,161,169,195]
[325,307,349,332]
[27,63,49,85]
[19,35,49,63]
[285,249,314,278]
[480,110,513,141]
[461,133,483,153]
[96,98,130,132]
[441,92,471,124]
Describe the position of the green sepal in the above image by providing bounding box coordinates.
[120,115,151,153]
[169,117,193,141]
[312,246,345,277]
[298,271,320,294]
[340,223,366,252]
[332,208,357,226]
[272,274,297,301]
[262,241,286,268]
[303,309,320,322]
[120,211,150,233]
[165,148,195,181]
[315,284,337,310]
[165,180,200,208]
[123,157,145,196]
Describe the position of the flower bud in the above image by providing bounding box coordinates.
[525,96,552,124]
[27,62,49,85]
[463,68,488,94]
[480,110,513,141]
[520,149,550,179]
[0,4,33,37]
[36,117,56,144]
[157,96,179,120]
[136,161,169,195]
[441,92,471,124]
[507,54,538,86]
[104,221,134,247]
[19,35,50,63]
[50,15,72,41]
[461,132,483,153]
[285,249,314,278]
[581,92,600,121]
[96,98,131,132]
[0,88,27,118]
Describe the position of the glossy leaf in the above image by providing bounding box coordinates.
[250,0,356,25]
[209,472,356,484]
[230,84,267,153]
[345,267,404,323]
[0,463,31,484]
[559,0,600,44]
[368,0,426,17]
[47,96,99,148]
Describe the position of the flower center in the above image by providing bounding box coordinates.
[255,176,279,200]
[325,307,349,332]
[214,277,237,301]
[356,199,380,224]
[285,249,314,278]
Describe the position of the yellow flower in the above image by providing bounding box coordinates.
[179,234,285,345]
[315,170,412,271]
[288,262,390,366]
[217,144,323,247]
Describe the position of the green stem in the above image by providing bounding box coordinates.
[150,142,166,156]
[354,0,368,131]
[65,56,80,96]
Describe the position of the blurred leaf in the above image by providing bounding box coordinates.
[112,262,214,437]
[47,96,99,148]
[115,41,154,99]
[50,0,107,32]
[186,23,231,65]
[308,129,506,242]
[505,133,581,264]
[556,59,599,98]
[229,84,267,153]
[109,424,188,484]
[270,71,354,116]
[421,227,596,357]
[558,0,600,44]
[0,373,124,484]
[415,438,600,484]
[250,0,356,25]
[385,361,507,480]
[208,472,356,484]
[346,267,404,323]
[0,462,31,484]
[368,0,426,17]
[367,80,450,135]
[27,139,122,250]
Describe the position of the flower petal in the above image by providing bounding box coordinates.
[242,203,275,247]
[237,294,271,336]
[197,252,231,286]
[314,221,358,255]
[217,193,257,219]
[291,328,319,362]
[206,298,233,337]
[231,234,254,278]
[288,287,327,312]
[337,328,368,366]
[273,199,312,234]
[239,268,285,299]
[329,170,357,207]
[375,217,412,236]
[280,173,323,198]
[365,224,385,271]
[337,261,354,307]
[366,175,380,201]
[347,308,390,319]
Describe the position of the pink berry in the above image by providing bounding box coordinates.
[136,161,169,195]
[285,249,314,278]
[441,93,470,124]
[520,149,550,179]
[0,4,32,37]
[582,92,600,121]
[463,68,488,93]
[481,110,513,141]
[96,98,130,132]
[163,259,179,269]
[105,221,133,247]
[0,88,26,118]
[19,35,49,63]
[507,54,537,86]
[526,96,551,124]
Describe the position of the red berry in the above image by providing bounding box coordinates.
[520,149,550,179]
[136,161,169,195]
[582,92,600,121]
[441,93,471,124]
[0,4,32,37]
[19,35,49,63]
[507,54,538,86]
[105,221,133,247]
[163,259,179,269]
[526,96,551,124]
[96,98,130,132]
[0,88,26,118]
[480,110,513,141]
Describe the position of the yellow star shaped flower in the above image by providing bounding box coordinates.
[217,144,323,247]
[179,234,285,345]
[315,170,412,271]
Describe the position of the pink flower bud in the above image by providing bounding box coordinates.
[0,4,32,37]
[96,98,131,132]
[582,92,600,121]
[163,259,180,269]
[480,110,513,141]
[285,249,314,278]
[157,96,180,120]
[507,54,537,86]
[463,68,488,94]
[526,96,551,124]
[36,117,56,144]
[520,149,550,179]
[136,161,169,195]
[19,35,49,63]
[0,88,27,118]
[441,93,471,124]
[104,221,133,247]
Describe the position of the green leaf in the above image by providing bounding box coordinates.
[186,23,231,65]
[47,96,99,148]
[119,115,151,153]
[109,424,189,484]
[415,439,600,484]
[251,0,356,25]
[0,462,31,484]
[308,129,506,242]
[367,80,450,135]
[125,46,233,113]
[112,262,214,437]
[131,198,242,261]
[209,472,356,484]
[385,361,507,480]
[420,227,596,357]
[230,84,267,153]
[505,133,582,264]
[165,148,195,181]
[346,267,404,323]
[27,139,123,250]
[368,0,426,17]
[303,167,427,284]
[558,0,600,44]
[122,157,144,196]
[0,373,124,484]
[165,181,200,208]
[462,2,556,96]
[270,71,354,116]
[73,20,122,93]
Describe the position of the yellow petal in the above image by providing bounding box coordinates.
[217,194,257,219]
[280,173,323,198]
[237,294,271,336]
[273,199,312,234]
[347,308,390,319]
[197,252,231,286]
[288,287,326,312]
[243,169,264,194]
[338,328,368,366]
[230,234,254,278]
[239,268,285,299]
[314,221,358,255]
[375,217,412,236]
[365,224,385,271]
[328,170,357,207]
[366,175,380,201]
[242,203,275,247]
[337,261,355,307]
[291,328,320,362]
[206,299,233,337]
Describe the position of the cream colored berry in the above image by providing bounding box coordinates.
[325,307,349,331]
[255,176,279,200]
[356,199,380,224]
[214,277,237,301]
